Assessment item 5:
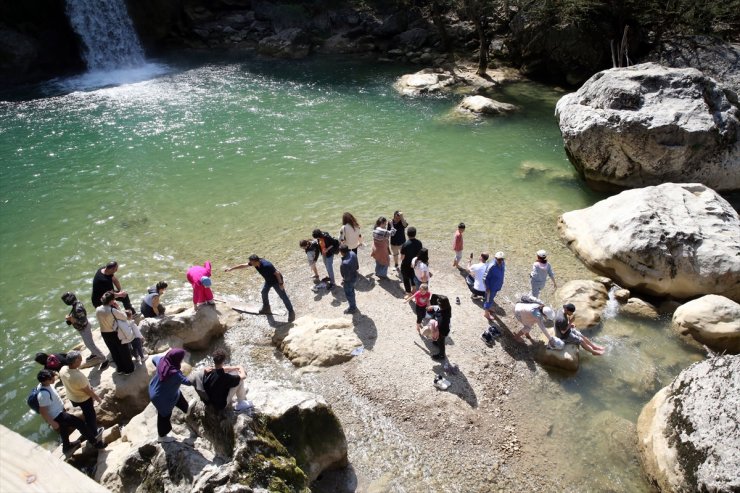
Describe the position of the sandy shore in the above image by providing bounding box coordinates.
[228,238,571,492]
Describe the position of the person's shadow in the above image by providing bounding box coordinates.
[349,312,378,350]
[488,314,537,373]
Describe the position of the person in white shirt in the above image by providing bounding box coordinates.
[466,252,490,299]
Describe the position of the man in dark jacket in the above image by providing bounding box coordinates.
[339,244,359,314]
[399,226,422,294]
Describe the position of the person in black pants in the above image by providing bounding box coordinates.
[59,351,103,439]
[428,295,452,361]
[91,260,135,314]
[399,226,422,294]
[95,291,135,375]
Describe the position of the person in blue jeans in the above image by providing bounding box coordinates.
[339,244,359,314]
[312,228,340,289]
[225,255,296,322]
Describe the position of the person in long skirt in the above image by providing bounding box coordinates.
[148,348,193,442]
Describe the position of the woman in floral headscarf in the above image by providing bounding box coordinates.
[148,348,192,442]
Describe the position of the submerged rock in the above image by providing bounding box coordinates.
[556,63,740,192]
[457,95,518,116]
[637,355,740,492]
[672,295,740,354]
[558,183,740,302]
[555,280,609,329]
[619,297,660,319]
[394,69,457,96]
[533,343,579,371]
[274,316,362,368]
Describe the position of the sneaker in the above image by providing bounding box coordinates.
[287,311,296,323]
[343,307,357,314]
[98,360,110,371]
[431,353,445,361]
[258,307,272,315]
[234,400,254,412]
[158,435,175,443]
[96,427,105,440]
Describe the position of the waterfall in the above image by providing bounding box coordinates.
[65,0,145,71]
[602,285,621,320]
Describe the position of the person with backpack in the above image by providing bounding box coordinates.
[59,351,104,442]
[32,369,105,457]
[61,292,107,369]
[95,291,135,375]
[312,228,340,289]
[483,252,506,322]
[34,352,68,372]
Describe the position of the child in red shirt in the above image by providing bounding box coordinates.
[412,283,431,334]
[452,222,465,268]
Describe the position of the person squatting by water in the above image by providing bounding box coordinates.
[61,291,107,368]
[193,348,252,413]
[141,281,167,318]
[187,261,214,310]
[530,250,557,298]
[339,244,360,314]
[466,252,489,299]
[370,216,395,279]
[483,252,505,322]
[91,260,135,314]
[313,228,341,289]
[224,255,296,322]
[149,348,192,443]
[554,303,605,355]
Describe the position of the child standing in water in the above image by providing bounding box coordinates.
[452,223,465,268]
[530,250,557,298]
[299,239,321,280]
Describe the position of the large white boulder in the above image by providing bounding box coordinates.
[555,280,609,329]
[274,316,362,368]
[556,62,740,192]
[140,303,241,352]
[637,355,740,492]
[558,183,740,302]
[672,295,740,353]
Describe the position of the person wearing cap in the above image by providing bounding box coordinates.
[483,252,506,321]
[451,222,465,268]
[389,211,408,270]
[61,292,107,367]
[554,303,605,355]
[187,261,214,310]
[529,250,557,298]
[59,351,105,442]
[225,255,296,322]
[466,252,490,299]
[513,300,557,345]
[91,261,135,314]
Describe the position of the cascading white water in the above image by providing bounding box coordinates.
[602,284,621,319]
[65,0,145,70]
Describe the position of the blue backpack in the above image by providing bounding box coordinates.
[27,386,51,414]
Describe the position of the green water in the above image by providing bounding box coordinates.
[0,56,702,488]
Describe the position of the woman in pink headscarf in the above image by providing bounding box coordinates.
[148,348,192,442]
[187,261,214,310]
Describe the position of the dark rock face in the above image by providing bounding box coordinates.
[0,0,84,85]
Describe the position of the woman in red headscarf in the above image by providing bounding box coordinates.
[148,348,193,442]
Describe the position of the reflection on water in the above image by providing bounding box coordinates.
[0,56,705,490]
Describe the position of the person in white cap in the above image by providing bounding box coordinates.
[529,250,556,297]
[483,251,505,321]
[513,299,557,345]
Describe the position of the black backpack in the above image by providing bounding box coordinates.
[27,386,51,414]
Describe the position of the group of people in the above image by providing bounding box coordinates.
[31,212,606,456]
